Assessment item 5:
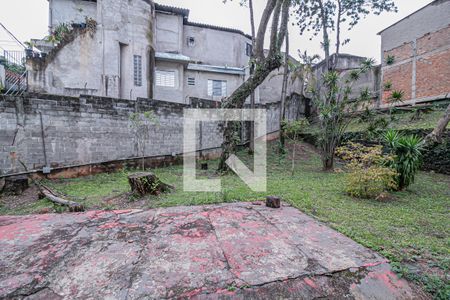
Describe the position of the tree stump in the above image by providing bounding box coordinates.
[266,196,281,209]
[128,172,173,196]
[1,175,29,195]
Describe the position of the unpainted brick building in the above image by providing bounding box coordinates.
[379,0,450,105]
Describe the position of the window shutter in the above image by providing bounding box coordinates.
[156,70,175,87]
[208,80,227,96]
[207,80,213,96]
[221,81,227,96]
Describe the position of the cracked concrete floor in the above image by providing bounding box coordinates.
[0,202,425,299]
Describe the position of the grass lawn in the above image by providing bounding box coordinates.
[0,142,449,298]
[305,105,449,135]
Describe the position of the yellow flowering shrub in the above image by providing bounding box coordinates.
[336,142,398,199]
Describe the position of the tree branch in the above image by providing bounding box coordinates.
[277,0,290,50]
[255,0,277,58]
[269,0,283,56]
[425,104,450,144]
[249,0,256,47]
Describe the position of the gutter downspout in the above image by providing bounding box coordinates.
[38,111,51,174]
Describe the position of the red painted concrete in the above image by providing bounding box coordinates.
[0,203,424,299]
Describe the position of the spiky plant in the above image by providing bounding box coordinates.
[386,55,395,65]
[384,130,423,190]
[383,80,392,91]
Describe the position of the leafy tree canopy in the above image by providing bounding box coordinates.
[293,0,397,40]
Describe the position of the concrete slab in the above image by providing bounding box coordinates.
[0,203,425,299]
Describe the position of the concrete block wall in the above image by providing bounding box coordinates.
[311,54,381,107]
[0,94,298,177]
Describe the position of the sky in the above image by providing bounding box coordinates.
[0,0,432,62]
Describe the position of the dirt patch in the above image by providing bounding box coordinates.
[286,142,318,161]
[100,192,150,210]
[0,185,40,210]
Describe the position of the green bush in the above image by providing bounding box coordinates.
[337,142,397,199]
[384,129,423,190]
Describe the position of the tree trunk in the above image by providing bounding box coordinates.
[318,0,331,71]
[1,175,29,195]
[128,172,173,196]
[248,0,256,154]
[322,155,334,171]
[39,185,85,212]
[291,142,296,175]
[279,28,289,153]
[218,56,283,171]
[217,0,290,172]
[425,104,450,144]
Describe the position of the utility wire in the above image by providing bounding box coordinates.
[0,22,26,49]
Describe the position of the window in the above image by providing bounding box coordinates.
[187,77,195,86]
[187,36,195,47]
[207,80,227,97]
[156,70,176,87]
[246,43,253,56]
[133,55,142,86]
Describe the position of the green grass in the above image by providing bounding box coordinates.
[305,106,449,134]
[0,142,448,298]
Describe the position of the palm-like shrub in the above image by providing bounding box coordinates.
[384,130,423,190]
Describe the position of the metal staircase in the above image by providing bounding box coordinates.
[0,22,28,96]
[4,68,27,96]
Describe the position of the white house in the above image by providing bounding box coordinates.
[27,0,303,105]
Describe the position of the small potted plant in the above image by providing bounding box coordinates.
[24,41,35,58]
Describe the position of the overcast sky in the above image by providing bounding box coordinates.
[0,0,431,62]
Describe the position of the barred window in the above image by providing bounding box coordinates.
[156,70,176,87]
[187,77,195,86]
[207,80,227,97]
[246,43,253,56]
[187,36,196,47]
[133,55,142,86]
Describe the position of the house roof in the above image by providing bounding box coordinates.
[377,0,443,35]
[154,3,190,19]
[185,22,252,40]
[187,63,245,75]
[155,52,191,63]
[154,2,252,40]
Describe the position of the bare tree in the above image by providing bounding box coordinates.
[218,0,291,172]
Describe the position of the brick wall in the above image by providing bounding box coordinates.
[381,24,450,104]
[416,49,450,99]
[383,43,413,62]
[382,62,413,102]
[0,94,296,177]
[417,26,450,55]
